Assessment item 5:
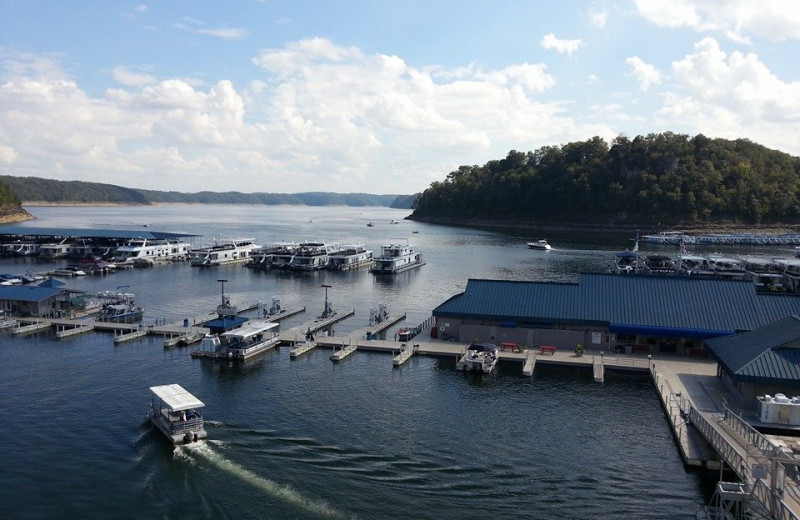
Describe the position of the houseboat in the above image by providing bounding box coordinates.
[190,238,259,267]
[148,384,207,445]
[460,343,499,374]
[675,253,711,276]
[289,242,339,271]
[113,238,189,265]
[742,256,785,291]
[247,242,296,269]
[706,254,746,280]
[268,243,299,269]
[328,244,373,270]
[194,320,281,360]
[370,239,425,275]
[8,242,40,256]
[39,240,72,259]
[775,259,800,293]
[643,254,675,274]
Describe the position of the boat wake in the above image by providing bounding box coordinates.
[178,442,351,519]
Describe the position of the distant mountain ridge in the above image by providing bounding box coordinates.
[0,176,415,208]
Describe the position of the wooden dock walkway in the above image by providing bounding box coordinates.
[55,323,95,339]
[330,342,357,362]
[593,356,604,382]
[392,343,415,366]
[522,351,536,376]
[280,309,355,344]
[288,339,317,358]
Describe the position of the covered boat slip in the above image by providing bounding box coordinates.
[149,384,206,445]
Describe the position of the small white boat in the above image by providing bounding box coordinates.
[52,266,86,277]
[527,239,551,250]
[390,219,399,224]
[461,343,499,374]
[148,384,207,445]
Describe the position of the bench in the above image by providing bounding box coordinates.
[539,345,557,355]
[501,342,517,352]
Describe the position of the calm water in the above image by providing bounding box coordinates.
[0,205,720,519]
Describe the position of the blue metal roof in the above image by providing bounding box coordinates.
[705,316,800,386]
[433,274,800,336]
[0,225,198,239]
[0,285,71,302]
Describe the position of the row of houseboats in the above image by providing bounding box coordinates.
[246,239,425,274]
[614,250,800,291]
[0,236,426,274]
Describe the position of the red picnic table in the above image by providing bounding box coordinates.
[500,342,517,352]
[539,345,557,355]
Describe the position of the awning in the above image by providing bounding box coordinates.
[150,384,205,411]
[609,323,735,340]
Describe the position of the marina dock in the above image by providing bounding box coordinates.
[330,341,358,362]
[280,309,356,344]
[288,339,317,358]
[522,351,536,376]
[392,343,415,366]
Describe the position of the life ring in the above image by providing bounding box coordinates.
[439,326,446,332]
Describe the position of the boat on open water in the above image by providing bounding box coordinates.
[370,239,425,275]
[148,384,206,445]
[527,239,551,250]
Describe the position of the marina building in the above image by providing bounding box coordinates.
[705,316,800,407]
[0,278,86,317]
[432,274,800,355]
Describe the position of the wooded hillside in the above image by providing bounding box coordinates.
[410,133,800,226]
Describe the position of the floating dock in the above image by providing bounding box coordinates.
[280,309,355,344]
[55,323,95,339]
[593,356,604,382]
[330,342,357,362]
[522,351,536,376]
[288,339,317,358]
[392,343,415,366]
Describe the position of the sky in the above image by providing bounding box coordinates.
[1,1,800,195]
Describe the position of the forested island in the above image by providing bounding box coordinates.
[410,133,800,230]
[0,176,414,209]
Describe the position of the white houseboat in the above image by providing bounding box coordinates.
[289,242,339,271]
[196,320,281,360]
[706,254,746,280]
[39,240,72,259]
[190,238,259,267]
[328,244,373,270]
[370,239,425,275]
[148,384,207,445]
[268,243,298,269]
[742,256,785,291]
[114,238,190,265]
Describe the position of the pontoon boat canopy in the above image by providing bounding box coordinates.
[149,384,205,411]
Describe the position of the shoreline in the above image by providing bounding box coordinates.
[406,215,800,236]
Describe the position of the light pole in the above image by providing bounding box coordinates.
[218,279,227,306]
[321,284,332,318]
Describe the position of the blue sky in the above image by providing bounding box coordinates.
[1,1,799,194]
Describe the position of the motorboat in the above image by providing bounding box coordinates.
[527,239,551,250]
[190,237,259,266]
[148,384,207,445]
[328,244,373,271]
[370,239,425,275]
[460,343,499,374]
[52,265,86,276]
[367,222,375,227]
[390,219,399,225]
[0,274,22,285]
[613,251,644,274]
[98,301,144,322]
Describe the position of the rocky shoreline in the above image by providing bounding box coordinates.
[0,206,34,224]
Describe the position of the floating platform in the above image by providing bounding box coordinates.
[330,343,357,362]
[55,323,95,339]
[392,343,415,366]
[288,339,317,358]
[522,351,536,376]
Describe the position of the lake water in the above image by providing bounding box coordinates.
[0,205,722,519]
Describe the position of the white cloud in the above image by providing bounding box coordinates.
[111,66,156,86]
[195,28,249,40]
[634,0,800,42]
[174,18,249,40]
[659,37,800,153]
[0,43,613,193]
[625,56,661,91]
[540,33,583,55]
[134,4,148,13]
